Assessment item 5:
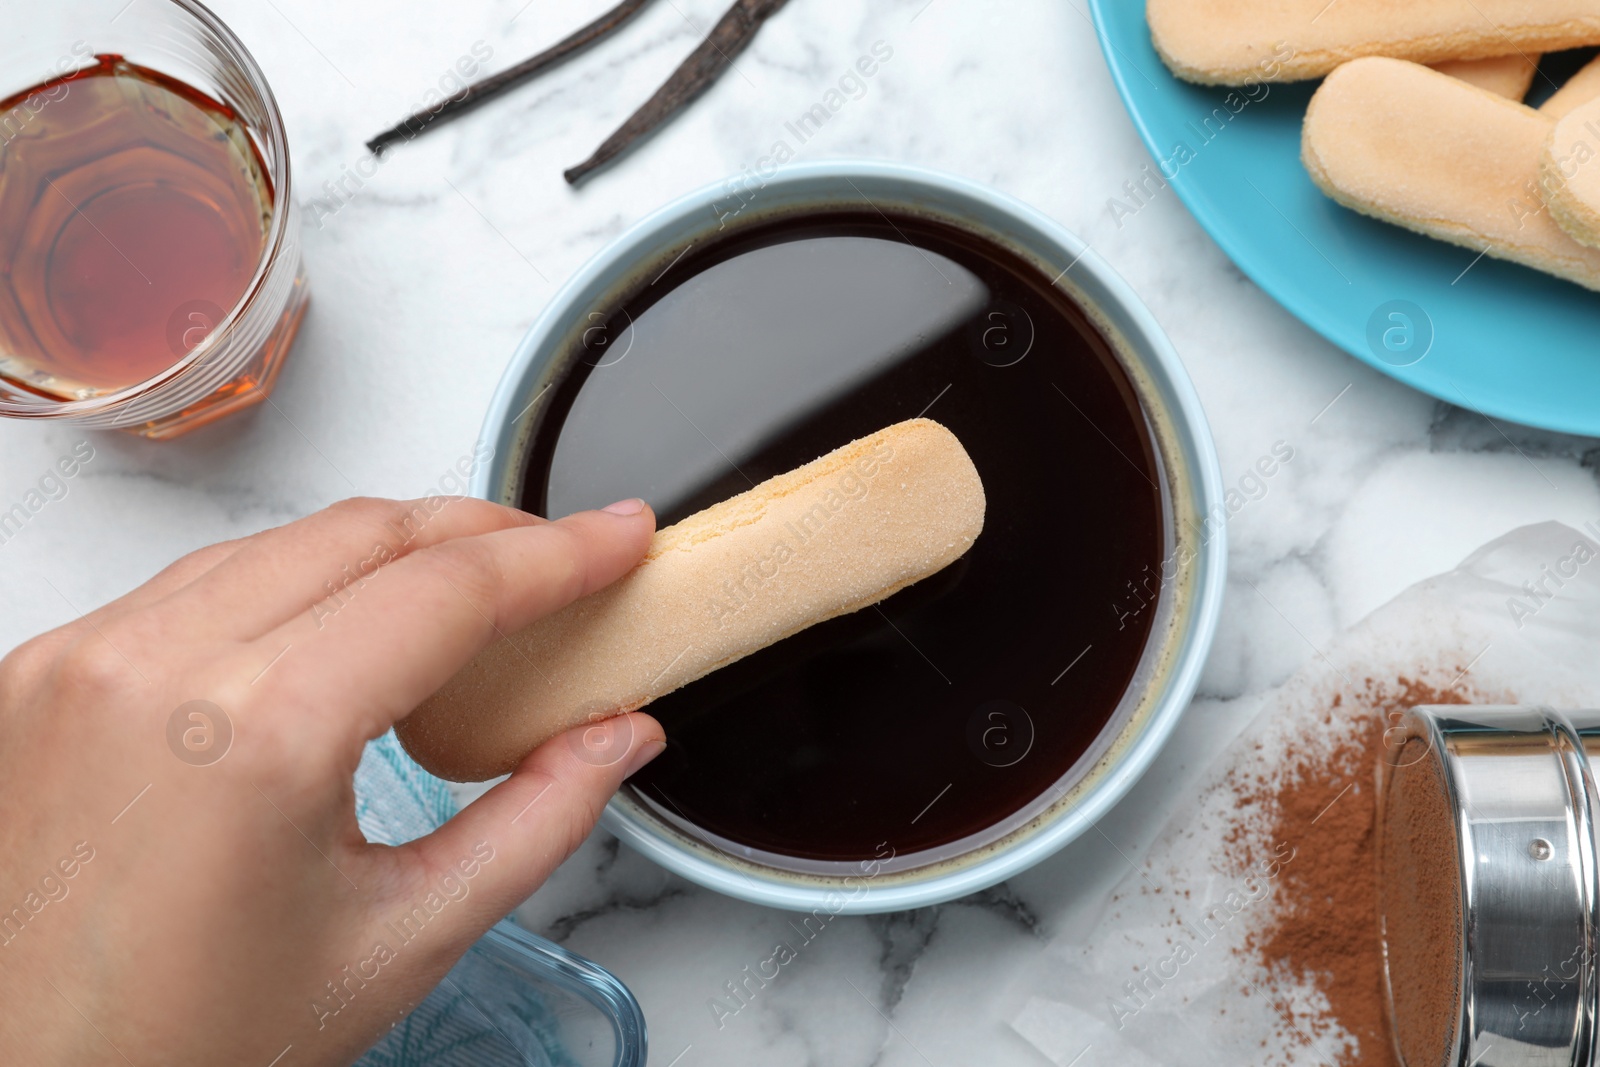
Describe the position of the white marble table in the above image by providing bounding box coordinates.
[3,1,1596,1063]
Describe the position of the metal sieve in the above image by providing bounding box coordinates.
[1380,706,1600,1067]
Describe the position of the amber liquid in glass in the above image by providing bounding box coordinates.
[0,55,272,400]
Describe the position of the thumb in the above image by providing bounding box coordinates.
[389,713,666,955]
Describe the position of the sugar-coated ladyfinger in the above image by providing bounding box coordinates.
[1431,54,1540,101]
[1302,57,1600,292]
[397,418,987,782]
[1148,0,1600,86]
[1542,95,1600,249]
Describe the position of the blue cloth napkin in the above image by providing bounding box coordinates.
[348,733,579,1067]
[351,730,458,1067]
[352,729,458,848]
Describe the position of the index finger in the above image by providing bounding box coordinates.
[244,501,655,749]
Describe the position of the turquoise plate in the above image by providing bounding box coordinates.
[1089,0,1600,435]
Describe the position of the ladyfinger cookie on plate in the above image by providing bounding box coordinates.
[1302,57,1600,292]
[1431,54,1540,100]
[1542,55,1600,120]
[397,418,987,782]
[1147,0,1600,85]
[1542,95,1600,249]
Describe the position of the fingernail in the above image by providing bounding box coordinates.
[602,498,647,516]
[624,740,666,779]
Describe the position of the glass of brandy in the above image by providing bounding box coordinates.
[0,1,308,439]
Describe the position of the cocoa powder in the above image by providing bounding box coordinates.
[1381,737,1463,1067]
[1237,678,1474,1066]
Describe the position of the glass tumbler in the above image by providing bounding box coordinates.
[0,0,308,439]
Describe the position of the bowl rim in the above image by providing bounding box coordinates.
[470,159,1227,913]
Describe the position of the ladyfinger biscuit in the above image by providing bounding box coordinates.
[1431,54,1540,100]
[1147,0,1600,86]
[1541,95,1600,249]
[397,418,987,782]
[1302,57,1600,292]
[1542,56,1600,120]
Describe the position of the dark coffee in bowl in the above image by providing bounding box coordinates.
[519,210,1164,862]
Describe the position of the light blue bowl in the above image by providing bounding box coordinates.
[1090,0,1600,436]
[471,161,1226,913]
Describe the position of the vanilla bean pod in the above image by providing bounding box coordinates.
[366,0,654,156]
[564,0,791,184]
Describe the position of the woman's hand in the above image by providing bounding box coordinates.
[0,494,665,1066]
